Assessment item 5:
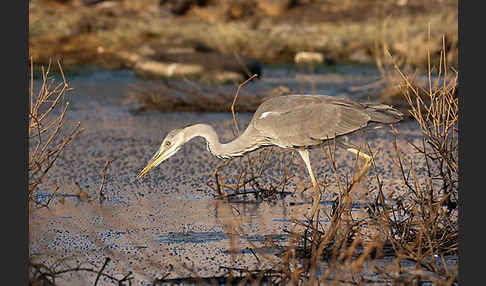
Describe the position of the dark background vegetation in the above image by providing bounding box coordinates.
[30,0,457,73]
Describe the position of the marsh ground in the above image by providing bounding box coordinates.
[28,67,452,285]
[29,1,458,284]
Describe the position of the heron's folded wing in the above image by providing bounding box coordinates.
[252,97,370,147]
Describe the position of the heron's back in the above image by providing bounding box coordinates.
[249,94,403,148]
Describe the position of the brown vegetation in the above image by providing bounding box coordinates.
[126,78,290,114]
[28,59,84,284]
[28,59,83,206]
[30,0,457,74]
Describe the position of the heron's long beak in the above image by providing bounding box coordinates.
[136,148,168,180]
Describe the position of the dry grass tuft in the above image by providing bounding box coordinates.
[28,58,83,207]
[28,61,138,286]
[375,31,458,118]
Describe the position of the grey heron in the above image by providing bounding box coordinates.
[136,94,403,218]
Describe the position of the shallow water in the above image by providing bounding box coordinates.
[29,66,453,285]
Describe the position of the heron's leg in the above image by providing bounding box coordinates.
[297,148,321,218]
[342,144,372,184]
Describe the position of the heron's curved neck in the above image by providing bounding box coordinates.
[183,124,259,159]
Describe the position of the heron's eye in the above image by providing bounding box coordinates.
[165,141,171,147]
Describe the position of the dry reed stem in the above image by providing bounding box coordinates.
[231,73,258,135]
[98,156,119,203]
[28,58,83,206]
[29,258,134,286]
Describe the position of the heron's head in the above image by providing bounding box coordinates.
[136,128,185,180]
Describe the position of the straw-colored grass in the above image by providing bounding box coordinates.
[29,0,457,71]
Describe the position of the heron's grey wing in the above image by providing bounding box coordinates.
[307,99,372,138]
[251,95,371,148]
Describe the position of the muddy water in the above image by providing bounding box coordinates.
[29,66,445,285]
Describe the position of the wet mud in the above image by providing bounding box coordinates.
[29,67,440,285]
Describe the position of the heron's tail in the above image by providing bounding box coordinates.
[364,103,404,124]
